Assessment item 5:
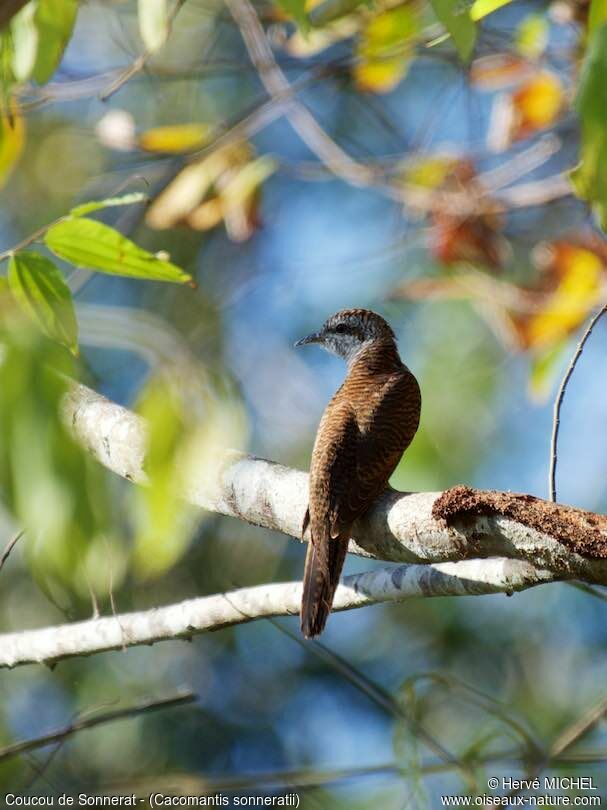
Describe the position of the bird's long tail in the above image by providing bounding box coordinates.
[300,537,348,638]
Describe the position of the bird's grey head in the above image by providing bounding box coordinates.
[295,308,396,365]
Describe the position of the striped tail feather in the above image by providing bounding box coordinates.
[300,536,348,638]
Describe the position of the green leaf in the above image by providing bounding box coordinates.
[309,0,366,27]
[10,3,38,82]
[516,13,548,59]
[44,217,193,284]
[574,23,607,232]
[33,0,79,84]
[355,5,420,93]
[0,31,16,105]
[0,327,113,599]
[529,340,567,402]
[275,0,309,32]
[0,274,10,324]
[7,251,78,353]
[0,99,24,188]
[131,376,195,579]
[589,0,607,35]
[138,0,168,53]
[70,191,147,217]
[430,0,476,62]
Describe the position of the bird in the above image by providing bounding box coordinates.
[295,308,421,638]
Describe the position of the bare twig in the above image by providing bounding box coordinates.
[109,748,607,796]
[0,691,196,762]
[549,304,607,502]
[99,0,187,101]
[507,691,607,795]
[495,173,573,210]
[269,621,470,781]
[61,383,607,576]
[99,55,147,102]
[0,380,595,667]
[551,694,607,757]
[0,559,554,669]
[0,530,23,573]
[223,0,376,188]
[0,221,59,263]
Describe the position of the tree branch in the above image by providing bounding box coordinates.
[0,558,553,669]
[223,0,376,188]
[0,691,196,761]
[62,383,607,581]
[0,379,597,666]
[549,303,607,502]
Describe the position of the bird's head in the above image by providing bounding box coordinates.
[295,308,396,365]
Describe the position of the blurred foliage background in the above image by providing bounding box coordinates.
[1,0,607,805]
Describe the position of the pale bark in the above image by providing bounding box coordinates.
[62,383,607,582]
[0,558,553,669]
[0,380,593,669]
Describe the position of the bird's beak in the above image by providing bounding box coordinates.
[295,331,323,348]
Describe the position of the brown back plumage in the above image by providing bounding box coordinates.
[296,310,421,638]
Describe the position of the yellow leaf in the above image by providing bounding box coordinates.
[525,245,603,348]
[355,6,419,94]
[516,13,549,59]
[356,58,411,93]
[402,155,460,189]
[513,71,564,131]
[0,100,25,188]
[221,155,277,210]
[145,143,249,230]
[469,0,512,21]
[146,142,272,240]
[138,123,212,154]
[186,198,224,231]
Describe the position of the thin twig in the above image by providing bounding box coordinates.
[549,304,607,502]
[99,0,187,101]
[0,222,57,263]
[568,581,607,603]
[511,691,607,795]
[107,747,607,797]
[223,0,376,188]
[99,56,147,102]
[268,620,471,780]
[0,691,196,762]
[551,694,607,757]
[22,742,65,793]
[0,559,553,670]
[0,530,24,573]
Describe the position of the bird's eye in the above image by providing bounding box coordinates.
[334,323,348,334]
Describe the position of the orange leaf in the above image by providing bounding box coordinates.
[511,71,565,138]
[138,123,211,153]
[514,241,605,349]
